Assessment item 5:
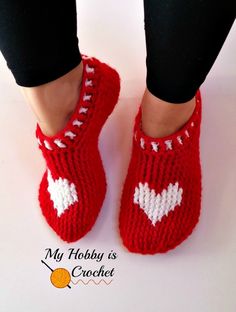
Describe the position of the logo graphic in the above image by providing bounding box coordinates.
[41,248,117,289]
[133,181,183,225]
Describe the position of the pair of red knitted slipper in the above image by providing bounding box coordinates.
[36,55,202,254]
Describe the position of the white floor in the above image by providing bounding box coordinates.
[0,1,236,311]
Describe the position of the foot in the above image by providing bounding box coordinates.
[119,90,202,253]
[141,88,196,138]
[21,61,84,137]
[36,55,120,242]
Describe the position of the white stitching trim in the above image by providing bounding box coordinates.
[79,107,88,114]
[165,140,172,150]
[140,138,145,149]
[83,94,92,101]
[85,79,93,87]
[86,64,95,74]
[151,142,159,152]
[64,131,76,139]
[54,139,67,148]
[185,130,190,137]
[72,119,83,127]
[37,137,42,146]
[44,140,52,150]
[177,136,183,145]
[191,121,195,127]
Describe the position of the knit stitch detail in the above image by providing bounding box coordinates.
[36,54,120,242]
[119,89,202,254]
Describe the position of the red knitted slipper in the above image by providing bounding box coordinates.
[119,89,202,253]
[36,55,120,242]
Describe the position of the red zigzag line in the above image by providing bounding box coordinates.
[71,279,113,285]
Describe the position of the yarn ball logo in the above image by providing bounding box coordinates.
[50,268,71,289]
[41,260,72,289]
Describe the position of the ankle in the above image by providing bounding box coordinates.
[141,88,196,138]
[21,61,84,136]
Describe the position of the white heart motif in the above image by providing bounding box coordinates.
[47,169,78,217]
[133,182,183,226]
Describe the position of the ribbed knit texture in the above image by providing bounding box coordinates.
[119,89,202,254]
[36,55,120,242]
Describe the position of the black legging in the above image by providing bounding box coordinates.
[0,0,235,103]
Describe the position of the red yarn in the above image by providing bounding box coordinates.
[36,55,120,242]
[119,89,202,253]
